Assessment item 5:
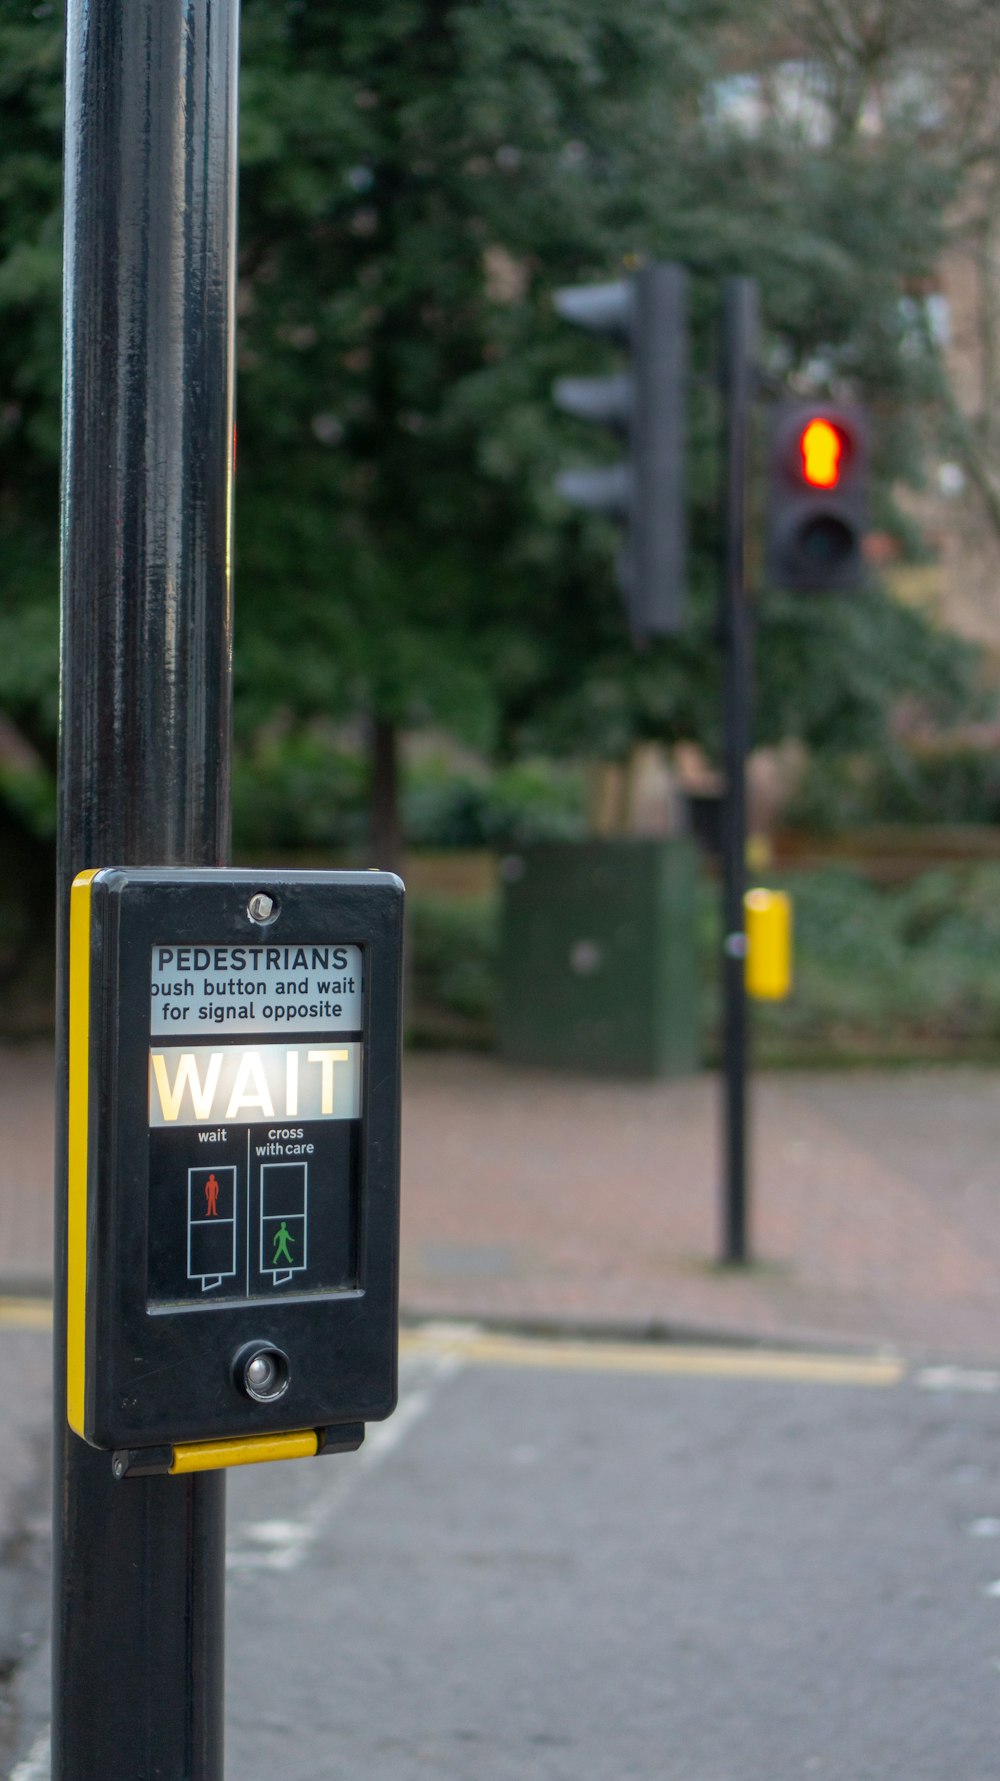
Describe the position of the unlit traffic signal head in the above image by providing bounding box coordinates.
[767,402,869,592]
[552,262,687,640]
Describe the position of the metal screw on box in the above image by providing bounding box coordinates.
[56,3,239,1775]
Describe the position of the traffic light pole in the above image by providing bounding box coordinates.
[718,277,758,1267]
[55,4,239,1775]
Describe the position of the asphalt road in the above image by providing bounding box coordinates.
[8,1329,1000,1779]
[223,1334,1000,1781]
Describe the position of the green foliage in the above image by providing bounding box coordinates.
[407,892,498,1041]
[403,755,586,846]
[751,585,984,760]
[234,0,725,751]
[737,866,1000,1063]
[791,744,1000,831]
[0,0,989,841]
[0,755,55,841]
[232,723,586,850]
[234,0,983,771]
[0,3,63,769]
[409,863,1000,1062]
[232,728,369,851]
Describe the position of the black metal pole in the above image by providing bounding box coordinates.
[55,4,239,1776]
[719,277,757,1267]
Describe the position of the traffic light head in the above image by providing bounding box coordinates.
[767,402,869,592]
[552,263,687,639]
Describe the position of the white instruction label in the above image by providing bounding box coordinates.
[149,943,363,1036]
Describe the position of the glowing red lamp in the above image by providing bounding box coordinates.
[799,418,843,489]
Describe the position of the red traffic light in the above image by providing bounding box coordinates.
[769,401,868,591]
[799,417,844,489]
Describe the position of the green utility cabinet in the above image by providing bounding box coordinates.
[498,839,700,1077]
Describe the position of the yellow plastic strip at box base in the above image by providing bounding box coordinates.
[169,1429,319,1475]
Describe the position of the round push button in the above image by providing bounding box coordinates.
[234,1343,290,1404]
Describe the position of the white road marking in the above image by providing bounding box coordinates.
[226,1347,463,1573]
[919,1367,991,1396]
[226,1324,907,1577]
[916,1366,1000,1394]
[9,1729,50,1781]
[2,1356,462,1779]
[12,1322,1000,1776]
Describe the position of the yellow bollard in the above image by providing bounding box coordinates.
[744,888,792,1001]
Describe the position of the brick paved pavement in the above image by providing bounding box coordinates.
[0,1047,55,1291]
[402,1056,1000,1361]
[3,1045,1000,1361]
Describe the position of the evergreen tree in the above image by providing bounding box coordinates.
[234,0,983,824]
[0,0,989,869]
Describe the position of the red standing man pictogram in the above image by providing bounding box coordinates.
[204,1173,220,1218]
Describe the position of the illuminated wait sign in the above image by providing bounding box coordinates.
[149,1041,362,1127]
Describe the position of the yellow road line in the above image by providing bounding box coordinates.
[0,1298,53,1331]
[0,1301,903,1388]
[401,1327,904,1388]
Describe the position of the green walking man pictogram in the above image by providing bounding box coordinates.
[271,1221,295,1267]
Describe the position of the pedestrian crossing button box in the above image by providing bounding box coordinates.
[67,867,403,1465]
